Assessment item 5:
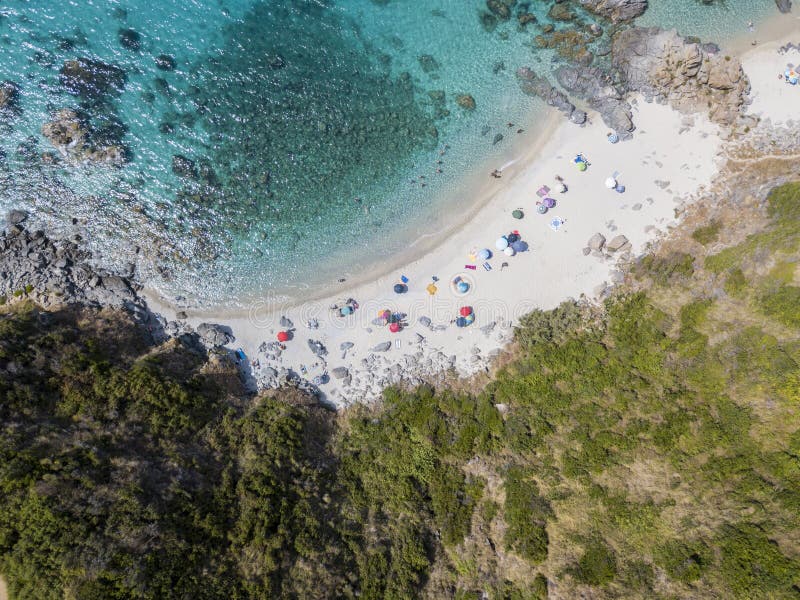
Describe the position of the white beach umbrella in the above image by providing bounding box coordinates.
[605,177,617,189]
[495,237,509,250]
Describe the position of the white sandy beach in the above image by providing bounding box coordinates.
[144,24,800,408]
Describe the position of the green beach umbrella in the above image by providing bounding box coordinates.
[512,209,524,219]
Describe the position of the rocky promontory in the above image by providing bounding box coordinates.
[612,27,750,126]
[518,25,751,136]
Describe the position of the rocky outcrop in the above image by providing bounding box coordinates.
[516,67,587,125]
[776,0,792,13]
[611,27,750,126]
[41,108,126,165]
[0,217,141,311]
[196,323,234,347]
[579,0,648,23]
[556,65,634,136]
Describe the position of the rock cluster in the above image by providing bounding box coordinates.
[556,65,634,136]
[0,213,142,311]
[41,109,126,165]
[611,27,750,126]
[516,67,587,125]
[579,0,648,23]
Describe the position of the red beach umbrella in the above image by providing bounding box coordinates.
[277,331,290,342]
[459,306,473,317]
[389,322,401,333]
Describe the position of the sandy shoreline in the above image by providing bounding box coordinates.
[144,20,800,408]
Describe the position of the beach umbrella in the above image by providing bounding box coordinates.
[544,197,556,208]
[379,309,391,319]
[577,161,587,172]
[512,209,524,219]
[459,306,472,317]
[340,306,353,316]
[389,322,401,333]
[465,313,475,325]
[550,217,564,231]
[426,283,438,295]
[537,204,548,214]
[607,132,619,144]
[605,177,617,189]
[277,331,290,342]
[455,317,467,328]
[478,248,491,260]
[495,236,509,250]
[457,281,469,293]
[512,240,528,253]
[504,246,515,256]
[558,183,568,193]
[393,283,407,294]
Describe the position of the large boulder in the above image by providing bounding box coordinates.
[606,234,629,252]
[611,27,750,126]
[579,0,648,23]
[196,323,234,347]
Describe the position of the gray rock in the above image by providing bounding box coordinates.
[776,0,792,13]
[196,322,234,346]
[607,234,629,252]
[579,0,648,23]
[307,339,327,357]
[371,341,392,352]
[588,232,607,251]
[332,367,349,379]
[6,210,28,227]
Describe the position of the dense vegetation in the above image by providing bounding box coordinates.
[1,183,800,598]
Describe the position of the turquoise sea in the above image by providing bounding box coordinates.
[0,1,783,307]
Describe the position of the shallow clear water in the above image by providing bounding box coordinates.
[0,0,785,307]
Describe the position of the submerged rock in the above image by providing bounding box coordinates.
[0,81,21,115]
[580,0,648,23]
[42,108,126,165]
[59,58,126,98]
[776,0,792,13]
[171,154,197,178]
[118,28,142,51]
[456,94,476,110]
[155,54,177,71]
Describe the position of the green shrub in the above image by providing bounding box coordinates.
[635,252,695,285]
[575,539,617,586]
[503,467,552,563]
[759,284,800,328]
[724,268,747,296]
[691,220,722,245]
[655,539,711,583]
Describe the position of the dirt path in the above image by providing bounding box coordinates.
[0,575,8,600]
